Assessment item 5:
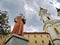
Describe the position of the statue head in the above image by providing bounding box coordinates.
[19,13,25,19]
[19,13,26,24]
[14,13,26,23]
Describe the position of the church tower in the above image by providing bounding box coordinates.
[39,7,60,45]
[39,8,53,25]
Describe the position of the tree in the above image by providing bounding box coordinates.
[0,10,11,34]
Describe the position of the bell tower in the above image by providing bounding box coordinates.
[39,7,60,45]
[39,8,52,25]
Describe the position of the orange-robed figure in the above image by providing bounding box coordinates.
[12,13,26,36]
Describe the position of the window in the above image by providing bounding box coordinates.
[41,35,42,37]
[42,40,44,43]
[54,28,60,34]
[47,17,50,20]
[34,35,36,38]
[48,40,52,45]
[28,35,30,38]
[35,40,37,44]
[47,35,49,37]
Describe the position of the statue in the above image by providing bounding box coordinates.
[12,13,26,36]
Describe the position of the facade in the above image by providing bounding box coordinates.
[39,7,60,45]
[0,32,53,45]
[23,32,53,45]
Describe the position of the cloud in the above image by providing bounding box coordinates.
[0,0,60,32]
[54,1,60,8]
[24,4,34,12]
[24,24,43,32]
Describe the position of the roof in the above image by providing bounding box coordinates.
[24,32,49,34]
[5,34,29,44]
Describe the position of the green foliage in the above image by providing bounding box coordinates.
[0,10,11,34]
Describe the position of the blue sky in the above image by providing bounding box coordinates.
[57,0,60,3]
[0,0,60,32]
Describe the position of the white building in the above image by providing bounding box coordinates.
[39,7,60,45]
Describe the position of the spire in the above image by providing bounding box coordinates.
[39,7,47,16]
[39,7,52,24]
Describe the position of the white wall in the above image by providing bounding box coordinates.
[56,23,60,33]
[47,24,57,39]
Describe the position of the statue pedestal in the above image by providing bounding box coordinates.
[5,34,29,45]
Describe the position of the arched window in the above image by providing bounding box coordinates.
[54,28,60,35]
[28,35,30,38]
[42,40,44,43]
[47,17,50,20]
[35,40,37,44]
[47,35,49,38]
[34,35,36,38]
[48,40,52,45]
[40,35,42,37]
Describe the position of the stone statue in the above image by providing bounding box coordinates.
[12,13,26,36]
